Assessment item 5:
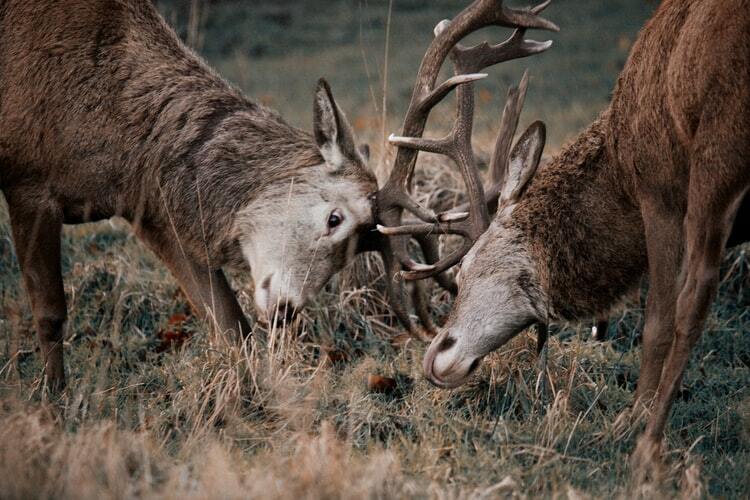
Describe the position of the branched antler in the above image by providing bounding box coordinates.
[360,0,557,340]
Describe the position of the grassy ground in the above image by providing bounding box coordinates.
[2,1,749,498]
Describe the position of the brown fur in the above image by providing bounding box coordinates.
[426,0,749,473]
[0,0,376,389]
[518,0,749,343]
[519,0,750,471]
[514,113,648,320]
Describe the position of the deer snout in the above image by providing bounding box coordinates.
[255,273,301,323]
[269,299,297,323]
[423,330,481,389]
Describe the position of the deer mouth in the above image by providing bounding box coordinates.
[424,354,482,389]
[423,330,482,389]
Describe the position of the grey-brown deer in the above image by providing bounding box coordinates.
[0,0,384,390]
[0,0,367,390]
[377,0,749,477]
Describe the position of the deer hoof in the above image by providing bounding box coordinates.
[630,436,665,486]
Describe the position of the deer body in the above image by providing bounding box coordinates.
[513,115,648,320]
[418,0,749,472]
[0,0,377,389]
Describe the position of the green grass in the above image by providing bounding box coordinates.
[2,1,749,498]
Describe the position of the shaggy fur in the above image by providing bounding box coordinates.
[0,0,377,389]
[514,114,647,320]
[425,0,748,471]
[513,0,749,324]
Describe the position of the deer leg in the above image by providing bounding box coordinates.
[8,203,67,391]
[635,199,684,403]
[633,181,747,478]
[136,224,251,340]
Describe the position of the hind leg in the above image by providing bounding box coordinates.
[7,201,67,391]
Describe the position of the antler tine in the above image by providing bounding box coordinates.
[402,240,475,281]
[452,32,553,75]
[414,234,458,294]
[433,70,530,217]
[388,45,491,244]
[377,221,471,238]
[419,73,488,114]
[491,70,530,185]
[449,0,556,75]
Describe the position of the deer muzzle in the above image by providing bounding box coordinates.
[423,329,482,389]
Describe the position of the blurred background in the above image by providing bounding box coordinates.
[156,0,657,151]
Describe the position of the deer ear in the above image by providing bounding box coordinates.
[313,78,362,170]
[500,121,546,205]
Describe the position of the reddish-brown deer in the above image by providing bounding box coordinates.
[377,0,749,476]
[0,0,384,390]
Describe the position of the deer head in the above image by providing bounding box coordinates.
[368,0,556,345]
[422,123,548,388]
[237,79,377,321]
[241,0,556,332]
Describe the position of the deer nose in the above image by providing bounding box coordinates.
[423,330,453,387]
[423,330,481,388]
[256,273,301,324]
[270,300,297,323]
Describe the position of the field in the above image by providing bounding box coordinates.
[1,1,749,498]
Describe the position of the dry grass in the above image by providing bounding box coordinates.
[1,149,748,498]
[1,2,748,497]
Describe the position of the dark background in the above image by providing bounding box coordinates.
[155,0,657,148]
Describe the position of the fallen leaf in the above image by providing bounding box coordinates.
[156,314,191,353]
[367,374,398,393]
[323,347,349,365]
[167,313,189,326]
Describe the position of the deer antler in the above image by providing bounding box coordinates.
[361,0,557,340]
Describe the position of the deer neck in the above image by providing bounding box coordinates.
[148,105,322,269]
[512,112,647,321]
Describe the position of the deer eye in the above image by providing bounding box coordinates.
[327,209,344,231]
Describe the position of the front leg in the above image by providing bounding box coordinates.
[136,224,251,340]
[7,201,67,392]
[633,178,748,482]
[635,197,685,404]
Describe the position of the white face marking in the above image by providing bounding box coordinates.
[236,169,374,319]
